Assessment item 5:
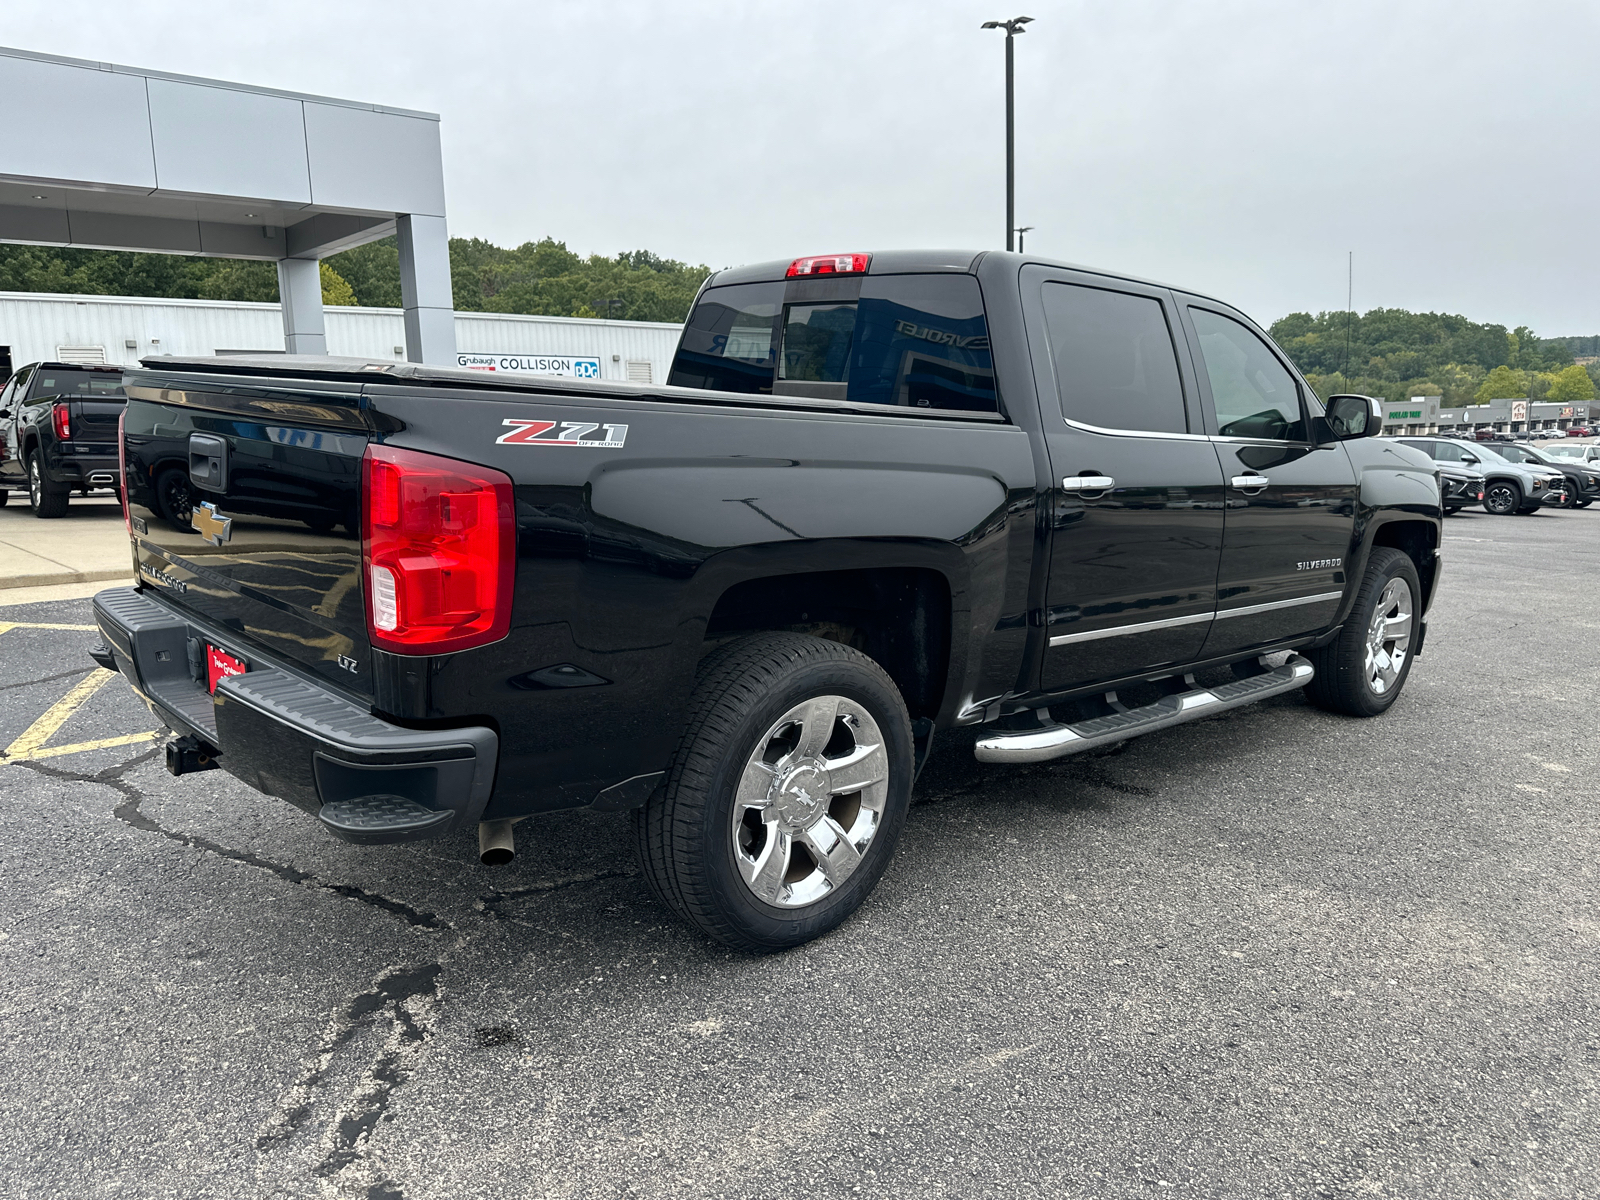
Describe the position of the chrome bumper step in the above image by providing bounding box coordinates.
[974,655,1315,764]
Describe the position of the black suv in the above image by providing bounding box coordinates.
[0,362,127,517]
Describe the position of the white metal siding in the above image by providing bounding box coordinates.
[0,291,682,383]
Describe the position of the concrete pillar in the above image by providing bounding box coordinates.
[276,256,327,356]
[397,214,456,365]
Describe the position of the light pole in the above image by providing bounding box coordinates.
[1014,225,1035,252]
[982,15,1033,251]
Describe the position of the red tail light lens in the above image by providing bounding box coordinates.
[52,402,71,440]
[118,409,130,534]
[785,253,871,278]
[361,444,515,655]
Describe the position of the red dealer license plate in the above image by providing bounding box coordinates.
[206,645,248,694]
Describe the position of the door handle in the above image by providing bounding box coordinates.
[1230,474,1270,493]
[1061,475,1115,493]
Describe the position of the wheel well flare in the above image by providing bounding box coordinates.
[705,568,951,719]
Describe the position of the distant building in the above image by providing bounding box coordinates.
[1377,394,1600,436]
[0,291,683,387]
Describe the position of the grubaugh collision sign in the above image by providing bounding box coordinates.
[457,353,602,379]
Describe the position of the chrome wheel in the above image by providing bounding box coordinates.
[28,457,42,508]
[1364,576,1413,696]
[730,695,889,909]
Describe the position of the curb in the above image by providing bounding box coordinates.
[0,569,134,590]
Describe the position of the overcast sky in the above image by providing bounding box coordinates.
[9,0,1598,333]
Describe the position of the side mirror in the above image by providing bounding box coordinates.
[1462,454,1479,465]
[1322,394,1382,441]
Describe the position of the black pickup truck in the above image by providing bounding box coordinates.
[91,250,1442,951]
[0,361,127,516]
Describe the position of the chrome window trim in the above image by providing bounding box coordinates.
[1061,415,1211,441]
[1209,434,1317,446]
[1046,589,1343,647]
[1214,591,1343,620]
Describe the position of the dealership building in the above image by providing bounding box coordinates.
[1379,395,1600,437]
[0,290,683,385]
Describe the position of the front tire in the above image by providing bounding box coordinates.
[634,632,914,953]
[28,453,69,518]
[1482,480,1521,515]
[1306,547,1421,717]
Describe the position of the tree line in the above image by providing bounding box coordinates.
[0,236,711,326]
[1,239,1595,407]
[1268,308,1598,408]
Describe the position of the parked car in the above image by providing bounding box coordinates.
[91,249,1443,951]
[1436,462,1486,514]
[1398,438,1562,515]
[1541,442,1600,466]
[1490,441,1600,508]
[1568,427,1592,437]
[0,361,126,517]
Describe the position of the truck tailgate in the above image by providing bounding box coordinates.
[122,373,373,700]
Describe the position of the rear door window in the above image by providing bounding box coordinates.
[1041,283,1187,434]
[670,274,998,414]
[1189,308,1306,441]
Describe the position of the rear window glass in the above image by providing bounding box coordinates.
[670,274,997,414]
[31,369,125,399]
[668,284,781,394]
[780,303,856,384]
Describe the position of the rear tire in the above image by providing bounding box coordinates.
[1306,547,1421,718]
[28,453,69,518]
[634,632,913,953]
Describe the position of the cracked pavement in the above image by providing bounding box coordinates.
[1,506,1598,1198]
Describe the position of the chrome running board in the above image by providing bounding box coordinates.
[974,655,1314,765]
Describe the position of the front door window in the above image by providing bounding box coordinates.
[1190,309,1306,441]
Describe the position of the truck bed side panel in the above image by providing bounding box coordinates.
[360,383,1037,816]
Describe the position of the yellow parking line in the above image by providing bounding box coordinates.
[2,669,117,760]
[0,622,100,634]
[11,731,161,762]
[0,629,163,765]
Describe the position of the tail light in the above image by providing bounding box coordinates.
[786,253,871,278]
[117,409,130,534]
[52,402,71,440]
[361,444,515,655]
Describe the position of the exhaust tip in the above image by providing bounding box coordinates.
[478,819,515,866]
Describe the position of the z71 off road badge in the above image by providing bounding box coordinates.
[191,501,234,547]
[496,419,628,448]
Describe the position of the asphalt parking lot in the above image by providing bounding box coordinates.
[2,508,1597,1200]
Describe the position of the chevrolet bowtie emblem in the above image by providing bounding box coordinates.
[191,500,234,547]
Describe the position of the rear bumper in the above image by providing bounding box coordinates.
[47,448,120,487]
[91,586,498,845]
